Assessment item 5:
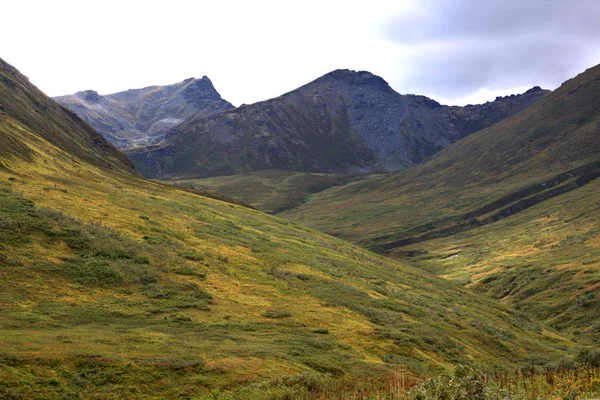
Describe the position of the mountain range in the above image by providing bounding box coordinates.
[56,69,549,179]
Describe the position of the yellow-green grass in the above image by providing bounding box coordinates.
[172,169,365,213]
[278,64,600,343]
[0,112,576,398]
[390,177,600,343]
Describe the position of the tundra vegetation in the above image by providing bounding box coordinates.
[1,58,599,398]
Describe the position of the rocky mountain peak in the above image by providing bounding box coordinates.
[55,75,234,149]
[318,69,394,92]
[493,86,549,102]
[78,90,102,103]
[526,86,543,94]
[182,76,223,103]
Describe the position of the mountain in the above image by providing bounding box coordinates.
[54,76,234,148]
[0,58,574,398]
[126,69,549,179]
[280,63,600,342]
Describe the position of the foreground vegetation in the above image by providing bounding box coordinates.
[2,356,598,399]
[0,164,572,395]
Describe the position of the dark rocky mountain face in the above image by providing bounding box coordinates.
[127,69,550,179]
[54,77,234,148]
[444,86,550,137]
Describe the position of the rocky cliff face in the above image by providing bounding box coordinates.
[127,70,550,179]
[54,77,233,148]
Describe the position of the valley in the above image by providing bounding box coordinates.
[2,56,589,398]
[277,64,600,344]
[1,47,599,398]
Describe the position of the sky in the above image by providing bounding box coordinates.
[2,0,600,107]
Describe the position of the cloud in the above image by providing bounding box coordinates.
[3,0,600,107]
[382,0,600,102]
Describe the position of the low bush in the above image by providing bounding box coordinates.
[181,251,204,261]
[263,309,292,319]
[408,365,486,400]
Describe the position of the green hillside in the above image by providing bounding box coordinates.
[173,170,365,214]
[0,58,582,398]
[281,64,600,342]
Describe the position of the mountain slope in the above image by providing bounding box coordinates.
[54,76,234,148]
[0,58,573,398]
[0,58,136,174]
[280,63,600,341]
[173,170,365,214]
[126,70,549,179]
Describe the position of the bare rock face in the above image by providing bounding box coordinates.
[444,86,550,138]
[126,69,550,179]
[54,77,234,148]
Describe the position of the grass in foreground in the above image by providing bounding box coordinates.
[2,356,598,399]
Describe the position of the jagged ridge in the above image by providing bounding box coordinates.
[54,76,233,148]
[126,69,550,179]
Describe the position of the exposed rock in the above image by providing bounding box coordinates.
[81,90,101,103]
[127,69,550,179]
[54,77,234,148]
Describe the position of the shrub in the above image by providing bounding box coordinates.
[576,293,597,307]
[64,259,124,287]
[576,348,600,366]
[182,251,204,261]
[409,365,487,400]
[142,283,212,311]
[263,309,292,319]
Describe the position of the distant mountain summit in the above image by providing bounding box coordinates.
[54,76,233,148]
[126,69,550,178]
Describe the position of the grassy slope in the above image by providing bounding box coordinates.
[396,177,600,341]
[0,58,135,174]
[280,64,600,341]
[172,170,367,214]
[0,101,573,397]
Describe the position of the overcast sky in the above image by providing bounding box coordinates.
[3,0,600,106]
